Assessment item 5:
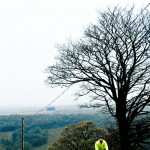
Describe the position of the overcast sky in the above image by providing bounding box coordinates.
[0,0,149,109]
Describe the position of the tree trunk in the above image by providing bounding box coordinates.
[116,97,130,150]
[118,117,130,150]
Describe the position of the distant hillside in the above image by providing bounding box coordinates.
[0,113,113,150]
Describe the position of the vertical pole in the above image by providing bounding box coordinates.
[22,117,24,150]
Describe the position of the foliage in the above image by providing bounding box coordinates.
[0,114,112,150]
[0,114,112,132]
[49,121,108,150]
[24,142,32,150]
[11,127,48,147]
[0,115,21,132]
[25,127,48,147]
[1,114,149,149]
[106,123,120,150]
[129,117,150,149]
[106,116,150,150]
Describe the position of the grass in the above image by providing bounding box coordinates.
[0,131,12,140]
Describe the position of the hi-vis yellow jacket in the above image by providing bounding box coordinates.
[95,139,108,150]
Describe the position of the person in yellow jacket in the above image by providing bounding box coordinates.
[95,136,108,150]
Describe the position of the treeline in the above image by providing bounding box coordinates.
[0,114,112,150]
[0,114,111,131]
[0,114,150,150]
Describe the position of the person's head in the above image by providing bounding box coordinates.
[99,135,104,143]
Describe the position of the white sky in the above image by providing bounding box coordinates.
[0,0,149,109]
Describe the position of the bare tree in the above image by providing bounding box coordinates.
[45,6,150,150]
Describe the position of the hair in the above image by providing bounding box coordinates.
[99,135,103,139]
